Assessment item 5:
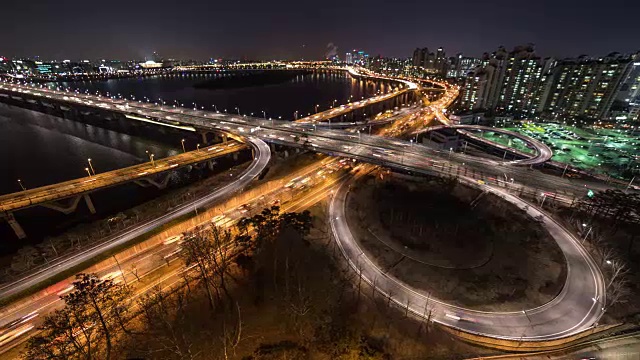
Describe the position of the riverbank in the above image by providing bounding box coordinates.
[193,70,312,90]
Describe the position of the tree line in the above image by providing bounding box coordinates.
[24,206,312,360]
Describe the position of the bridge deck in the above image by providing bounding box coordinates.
[296,88,410,124]
[0,141,245,213]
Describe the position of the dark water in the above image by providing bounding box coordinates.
[0,106,178,195]
[4,71,386,196]
[0,71,386,245]
[53,71,391,119]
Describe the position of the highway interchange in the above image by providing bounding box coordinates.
[0,67,624,353]
[330,171,604,340]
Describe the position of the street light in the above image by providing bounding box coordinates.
[150,154,155,166]
[17,179,26,191]
[87,158,96,175]
[235,106,240,115]
[625,176,635,192]
[181,139,186,153]
[581,223,592,243]
[197,143,201,151]
[85,167,92,177]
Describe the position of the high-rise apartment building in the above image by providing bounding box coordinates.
[459,46,639,121]
[434,47,447,75]
[346,50,368,66]
[449,55,482,78]
[539,53,638,121]
[459,45,552,118]
[346,52,353,64]
[412,47,447,75]
[412,48,425,67]
[617,55,640,105]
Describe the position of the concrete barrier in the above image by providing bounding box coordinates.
[442,323,625,352]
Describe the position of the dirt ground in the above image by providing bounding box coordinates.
[346,173,567,312]
[112,202,500,360]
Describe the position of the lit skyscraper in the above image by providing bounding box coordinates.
[539,53,638,121]
[460,45,550,118]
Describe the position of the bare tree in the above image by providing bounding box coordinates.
[208,226,236,304]
[180,230,221,310]
[128,264,141,282]
[137,286,197,360]
[600,247,616,268]
[220,302,243,360]
[25,273,131,360]
[607,260,630,288]
[606,278,630,311]
[11,246,41,273]
[419,293,434,336]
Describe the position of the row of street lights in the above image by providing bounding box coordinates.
[13,80,398,125]
[68,137,197,184]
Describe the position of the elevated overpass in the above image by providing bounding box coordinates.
[0,77,612,342]
[294,67,419,124]
[0,139,248,238]
[0,79,554,182]
[416,125,553,166]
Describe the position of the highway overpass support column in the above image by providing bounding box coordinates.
[2,212,27,239]
[83,194,96,214]
[200,131,208,145]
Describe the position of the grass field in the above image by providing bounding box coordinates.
[489,121,640,179]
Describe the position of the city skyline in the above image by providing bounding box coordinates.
[2,5,640,353]
[3,0,640,60]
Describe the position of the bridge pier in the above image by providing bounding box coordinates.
[41,196,83,215]
[134,173,173,190]
[2,212,26,239]
[83,194,96,214]
[200,131,209,145]
[208,160,216,170]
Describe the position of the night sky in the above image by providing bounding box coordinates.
[3,0,639,61]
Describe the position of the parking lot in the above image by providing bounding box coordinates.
[491,121,639,179]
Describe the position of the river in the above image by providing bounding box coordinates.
[0,70,386,245]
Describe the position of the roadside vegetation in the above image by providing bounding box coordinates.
[23,205,492,359]
[551,189,638,322]
[347,173,567,311]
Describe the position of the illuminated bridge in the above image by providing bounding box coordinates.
[0,70,555,240]
[0,76,608,344]
[0,139,247,239]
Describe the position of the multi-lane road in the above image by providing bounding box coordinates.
[330,171,605,340]
[0,153,350,355]
[417,124,554,166]
[0,67,622,348]
[0,140,246,213]
[0,136,270,302]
